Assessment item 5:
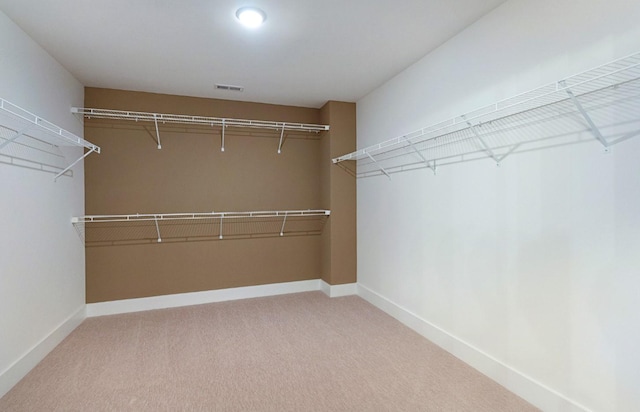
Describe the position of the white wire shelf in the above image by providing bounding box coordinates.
[72,209,331,246]
[333,51,640,178]
[0,98,101,180]
[72,107,329,152]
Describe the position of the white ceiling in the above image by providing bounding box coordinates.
[0,0,507,108]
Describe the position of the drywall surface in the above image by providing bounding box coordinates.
[356,0,640,411]
[0,10,86,397]
[83,88,330,302]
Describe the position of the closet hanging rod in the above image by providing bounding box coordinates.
[72,209,331,224]
[71,107,330,133]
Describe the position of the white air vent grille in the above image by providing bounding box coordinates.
[215,84,245,92]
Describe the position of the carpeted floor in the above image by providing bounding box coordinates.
[0,292,538,411]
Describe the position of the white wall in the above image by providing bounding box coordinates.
[0,10,86,397]
[356,0,640,411]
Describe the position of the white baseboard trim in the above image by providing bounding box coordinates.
[356,283,591,412]
[320,280,358,298]
[0,305,85,399]
[86,279,323,317]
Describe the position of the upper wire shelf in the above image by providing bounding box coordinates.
[333,51,640,178]
[72,209,331,246]
[1,98,100,180]
[72,107,329,153]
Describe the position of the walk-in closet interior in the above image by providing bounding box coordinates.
[1,1,639,411]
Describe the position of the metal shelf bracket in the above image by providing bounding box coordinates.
[221,119,226,152]
[365,151,391,180]
[0,125,31,151]
[153,114,162,149]
[277,123,286,154]
[54,146,97,181]
[401,135,437,174]
[462,115,501,165]
[559,80,609,153]
[154,215,162,242]
[280,212,288,236]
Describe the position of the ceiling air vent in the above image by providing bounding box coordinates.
[215,83,244,92]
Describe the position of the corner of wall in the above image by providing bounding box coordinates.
[0,305,85,399]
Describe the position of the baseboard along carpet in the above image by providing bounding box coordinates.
[0,292,537,411]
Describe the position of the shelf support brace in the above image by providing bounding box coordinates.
[0,125,31,151]
[277,123,286,154]
[401,136,436,174]
[365,151,391,180]
[153,114,162,149]
[462,115,500,165]
[496,144,521,164]
[280,212,288,236]
[54,146,97,182]
[221,119,226,152]
[219,214,224,239]
[154,215,162,243]
[560,81,609,152]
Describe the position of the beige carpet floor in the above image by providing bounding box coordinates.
[0,292,538,411]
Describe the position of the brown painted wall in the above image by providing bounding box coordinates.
[320,101,357,285]
[84,88,329,303]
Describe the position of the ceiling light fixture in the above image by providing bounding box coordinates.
[236,7,266,28]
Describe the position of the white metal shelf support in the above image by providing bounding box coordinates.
[401,136,436,174]
[55,146,97,181]
[0,125,30,151]
[1,98,101,180]
[153,114,162,149]
[72,107,329,153]
[154,215,162,242]
[365,151,391,180]
[280,212,288,236]
[461,114,501,165]
[559,80,609,152]
[221,119,226,152]
[277,124,286,154]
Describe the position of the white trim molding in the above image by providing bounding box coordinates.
[320,281,358,298]
[356,283,591,412]
[86,279,323,317]
[0,306,85,399]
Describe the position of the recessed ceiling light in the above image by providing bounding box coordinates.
[236,7,266,28]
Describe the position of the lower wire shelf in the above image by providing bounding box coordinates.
[72,210,331,246]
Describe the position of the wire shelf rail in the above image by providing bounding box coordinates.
[0,98,101,180]
[332,51,640,178]
[72,107,329,152]
[72,209,331,246]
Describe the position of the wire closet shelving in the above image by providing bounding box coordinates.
[72,107,329,153]
[333,51,640,178]
[0,98,100,180]
[72,209,331,246]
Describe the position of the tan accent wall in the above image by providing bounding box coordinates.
[84,88,344,303]
[320,101,357,285]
